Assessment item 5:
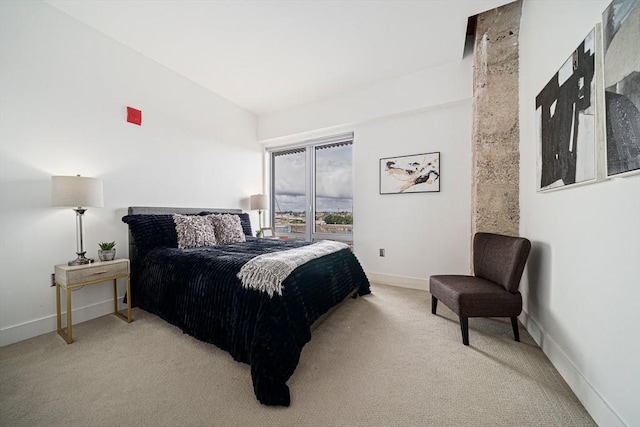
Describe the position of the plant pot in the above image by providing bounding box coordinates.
[98,249,116,262]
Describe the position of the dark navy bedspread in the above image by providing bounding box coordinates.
[131,237,370,406]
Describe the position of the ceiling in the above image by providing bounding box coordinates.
[46,0,513,116]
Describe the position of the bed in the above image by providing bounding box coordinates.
[122,206,370,406]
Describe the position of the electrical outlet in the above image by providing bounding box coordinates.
[50,273,55,287]
[379,248,385,257]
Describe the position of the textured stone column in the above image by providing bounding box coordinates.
[471,0,523,238]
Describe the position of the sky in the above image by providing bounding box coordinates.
[273,144,352,213]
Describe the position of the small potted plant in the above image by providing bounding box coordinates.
[256,229,263,238]
[98,241,116,261]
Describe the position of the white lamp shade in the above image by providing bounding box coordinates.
[250,194,267,210]
[52,175,104,208]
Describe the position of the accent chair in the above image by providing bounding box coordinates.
[429,232,532,346]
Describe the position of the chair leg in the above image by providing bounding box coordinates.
[511,317,520,342]
[460,316,469,346]
[431,296,438,314]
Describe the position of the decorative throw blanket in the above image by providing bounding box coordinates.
[238,240,349,297]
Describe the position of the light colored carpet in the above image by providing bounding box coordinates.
[0,284,595,426]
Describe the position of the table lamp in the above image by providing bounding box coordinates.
[250,194,267,230]
[52,175,104,265]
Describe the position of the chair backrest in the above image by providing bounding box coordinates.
[473,232,532,293]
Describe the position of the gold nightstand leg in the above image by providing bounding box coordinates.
[113,278,118,314]
[126,275,132,322]
[56,283,62,335]
[66,287,72,343]
[56,284,73,344]
[113,277,132,323]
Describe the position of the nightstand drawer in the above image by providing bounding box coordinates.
[55,259,129,287]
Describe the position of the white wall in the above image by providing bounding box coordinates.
[260,57,475,289]
[519,1,640,426]
[352,102,473,286]
[259,58,472,143]
[0,1,261,346]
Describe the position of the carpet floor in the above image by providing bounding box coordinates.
[0,283,595,426]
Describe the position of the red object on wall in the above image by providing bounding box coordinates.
[126,106,142,126]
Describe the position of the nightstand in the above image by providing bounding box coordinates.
[55,258,131,344]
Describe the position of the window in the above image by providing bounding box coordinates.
[272,148,307,237]
[271,134,353,242]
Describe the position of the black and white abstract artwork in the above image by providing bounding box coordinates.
[536,29,597,191]
[379,152,440,194]
[602,0,640,177]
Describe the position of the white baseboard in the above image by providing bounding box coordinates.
[519,310,627,427]
[365,271,428,291]
[0,297,124,347]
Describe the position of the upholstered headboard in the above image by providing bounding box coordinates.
[126,206,243,266]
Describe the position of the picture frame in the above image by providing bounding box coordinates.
[379,152,440,194]
[535,27,599,192]
[602,0,640,178]
[261,227,274,238]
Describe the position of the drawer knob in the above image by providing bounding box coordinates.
[92,270,108,274]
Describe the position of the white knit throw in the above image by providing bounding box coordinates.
[237,240,349,297]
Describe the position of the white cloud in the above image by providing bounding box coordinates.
[274,144,353,212]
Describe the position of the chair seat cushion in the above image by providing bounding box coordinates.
[430,275,522,318]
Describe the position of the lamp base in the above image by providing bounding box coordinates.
[68,252,93,266]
